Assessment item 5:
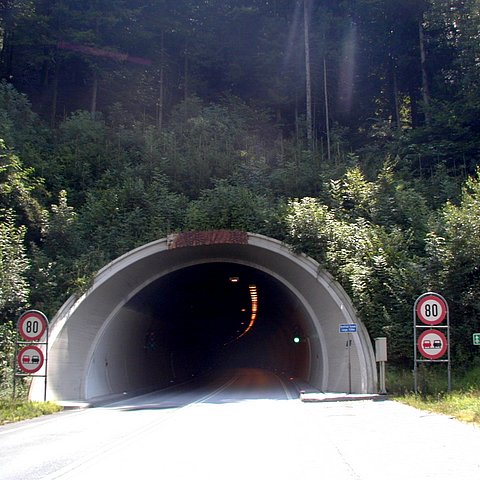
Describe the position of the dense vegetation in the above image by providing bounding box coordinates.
[1,0,480,391]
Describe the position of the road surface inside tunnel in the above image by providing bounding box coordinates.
[3,368,480,480]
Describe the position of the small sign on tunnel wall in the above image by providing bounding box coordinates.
[339,323,357,333]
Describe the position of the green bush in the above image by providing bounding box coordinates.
[0,322,18,399]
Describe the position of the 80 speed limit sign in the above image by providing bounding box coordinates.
[416,294,447,325]
[18,310,48,341]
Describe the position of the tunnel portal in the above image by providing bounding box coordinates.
[30,231,377,401]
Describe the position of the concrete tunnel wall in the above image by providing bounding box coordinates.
[30,231,377,401]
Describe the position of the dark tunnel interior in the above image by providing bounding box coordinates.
[125,262,311,385]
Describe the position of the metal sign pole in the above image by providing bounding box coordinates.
[44,325,49,402]
[347,332,352,394]
[12,335,18,401]
[413,296,419,393]
[446,306,451,392]
[339,324,357,394]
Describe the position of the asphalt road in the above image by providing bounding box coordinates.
[1,368,479,480]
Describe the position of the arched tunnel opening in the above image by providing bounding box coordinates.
[126,262,310,385]
[30,232,377,402]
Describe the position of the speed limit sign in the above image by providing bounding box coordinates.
[18,310,48,342]
[416,294,447,325]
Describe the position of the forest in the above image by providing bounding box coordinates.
[1,0,480,378]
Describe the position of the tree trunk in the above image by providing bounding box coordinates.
[393,67,401,129]
[90,69,98,118]
[0,0,15,79]
[184,38,189,102]
[324,58,331,162]
[157,66,164,130]
[419,20,430,123]
[409,82,420,128]
[157,31,165,130]
[50,59,60,128]
[295,91,300,146]
[303,0,313,148]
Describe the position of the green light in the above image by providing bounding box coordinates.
[293,336,301,344]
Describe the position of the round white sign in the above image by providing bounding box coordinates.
[17,345,45,374]
[416,294,447,325]
[417,329,448,360]
[18,310,48,341]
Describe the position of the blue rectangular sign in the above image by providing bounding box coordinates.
[339,324,357,333]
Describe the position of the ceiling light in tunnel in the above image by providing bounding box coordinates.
[229,276,240,283]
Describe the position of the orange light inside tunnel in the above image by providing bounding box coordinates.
[246,284,258,332]
[225,284,258,344]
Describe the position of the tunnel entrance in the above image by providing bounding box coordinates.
[30,231,377,401]
[126,262,310,384]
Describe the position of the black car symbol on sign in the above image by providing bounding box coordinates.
[433,340,442,349]
[31,355,40,363]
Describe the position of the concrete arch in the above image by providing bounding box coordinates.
[31,231,377,401]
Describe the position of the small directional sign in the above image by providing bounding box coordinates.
[474,333,480,346]
[339,324,357,333]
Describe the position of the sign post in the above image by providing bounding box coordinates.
[339,324,357,393]
[14,310,49,401]
[413,293,450,392]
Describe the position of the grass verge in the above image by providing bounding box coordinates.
[387,364,480,426]
[0,400,63,426]
[396,390,480,425]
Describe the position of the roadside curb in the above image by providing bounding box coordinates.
[56,401,92,410]
[300,392,389,403]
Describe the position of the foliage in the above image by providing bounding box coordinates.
[29,190,82,316]
[0,2,480,372]
[0,139,45,236]
[0,210,30,321]
[0,400,63,425]
[185,180,276,234]
[77,170,188,261]
[0,81,44,149]
[425,170,480,362]
[0,321,17,397]
[284,166,429,364]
